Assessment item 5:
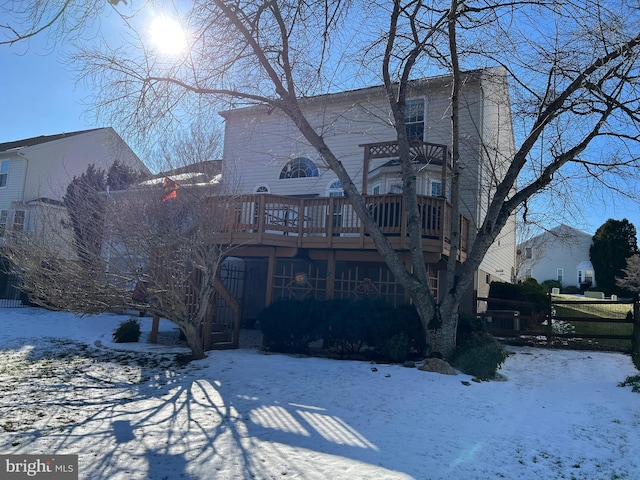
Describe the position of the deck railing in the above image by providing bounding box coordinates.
[208,193,469,257]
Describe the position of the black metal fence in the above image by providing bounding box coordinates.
[0,262,27,308]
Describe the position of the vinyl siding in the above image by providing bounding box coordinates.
[20,128,145,203]
[0,155,27,210]
[517,225,593,288]
[477,69,518,282]
[222,68,516,285]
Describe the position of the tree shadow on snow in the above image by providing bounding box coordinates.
[0,338,408,479]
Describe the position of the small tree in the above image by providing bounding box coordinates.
[591,219,640,295]
[64,164,107,270]
[616,254,640,296]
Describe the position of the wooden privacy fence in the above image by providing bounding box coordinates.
[475,293,640,353]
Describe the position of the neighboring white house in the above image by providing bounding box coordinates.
[516,224,595,289]
[0,128,148,247]
[220,67,517,307]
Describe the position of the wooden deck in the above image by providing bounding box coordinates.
[207,193,469,261]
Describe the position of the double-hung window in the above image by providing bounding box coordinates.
[405,99,425,143]
[0,160,9,188]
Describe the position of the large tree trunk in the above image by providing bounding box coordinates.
[427,296,460,360]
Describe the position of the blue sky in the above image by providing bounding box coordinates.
[0,44,96,142]
[1,17,639,238]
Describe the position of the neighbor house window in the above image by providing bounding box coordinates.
[557,268,563,283]
[585,270,594,284]
[254,184,270,193]
[525,247,532,259]
[0,160,8,188]
[525,268,532,279]
[279,157,319,179]
[0,210,7,236]
[13,210,25,232]
[405,99,425,142]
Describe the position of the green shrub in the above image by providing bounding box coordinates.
[258,299,322,353]
[455,314,508,379]
[542,279,562,292]
[562,286,581,294]
[113,318,142,343]
[379,333,411,363]
[327,300,393,354]
[369,303,426,360]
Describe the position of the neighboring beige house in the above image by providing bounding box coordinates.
[516,224,596,290]
[0,127,148,250]
[216,67,517,323]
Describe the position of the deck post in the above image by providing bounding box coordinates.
[326,250,335,300]
[546,291,554,346]
[265,247,276,308]
[150,315,160,344]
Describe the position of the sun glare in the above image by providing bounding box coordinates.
[150,16,187,56]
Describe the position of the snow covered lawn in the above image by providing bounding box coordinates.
[1,307,639,479]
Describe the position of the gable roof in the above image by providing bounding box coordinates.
[0,128,104,153]
[519,224,592,248]
[220,67,505,119]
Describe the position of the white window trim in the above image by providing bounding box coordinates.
[405,98,426,143]
[0,160,9,189]
[326,179,344,197]
[429,179,442,197]
[254,183,270,194]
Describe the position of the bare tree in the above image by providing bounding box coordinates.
[6,128,231,360]
[5,0,640,359]
[104,181,233,360]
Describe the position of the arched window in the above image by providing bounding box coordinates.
[254,184,270,193]
[279,157,319,179]
[326,179,344,197]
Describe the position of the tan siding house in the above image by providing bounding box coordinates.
[213,67,516,334]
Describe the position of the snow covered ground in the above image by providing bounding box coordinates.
[0,307,639,480]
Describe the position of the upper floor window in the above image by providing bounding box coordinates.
[405,99,425,143]
[254,184,270,193]
[525,247,532,259]
[0,160,9,188]
[279,157,319,179]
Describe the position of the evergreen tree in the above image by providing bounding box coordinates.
[590,219,640,295]
[64,164,106,269]
[107,159,144,191]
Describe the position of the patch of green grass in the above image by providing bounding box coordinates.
[618,374,640,392]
